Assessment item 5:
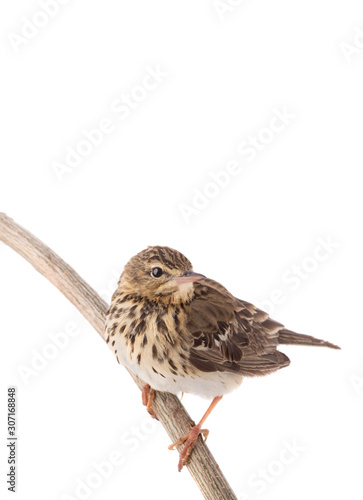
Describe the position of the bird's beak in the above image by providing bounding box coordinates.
[175,271,206,285]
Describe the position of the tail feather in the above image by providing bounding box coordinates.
[278,329,340,350]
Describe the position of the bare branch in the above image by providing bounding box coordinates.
[0,212,237,500]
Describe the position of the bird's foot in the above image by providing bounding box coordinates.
[168,424,209,471]
[141,384,158,420]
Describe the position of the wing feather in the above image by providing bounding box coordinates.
[187,279,290,376]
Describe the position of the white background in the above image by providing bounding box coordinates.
[1,1,362,499]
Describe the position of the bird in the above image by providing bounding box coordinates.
[105,245,340,471]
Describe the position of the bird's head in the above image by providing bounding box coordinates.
[120,246,205,304]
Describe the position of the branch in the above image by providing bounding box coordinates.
[0,213,237,500]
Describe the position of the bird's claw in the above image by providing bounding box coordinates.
[168,425,209,471]
[142,384,158,420]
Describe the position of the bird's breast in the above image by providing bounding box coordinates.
[105,293,194,389]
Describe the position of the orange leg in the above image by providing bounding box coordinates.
[168,396,223,471]
[141,384,158,420]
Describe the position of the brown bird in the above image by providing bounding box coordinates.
[105,246,340,470]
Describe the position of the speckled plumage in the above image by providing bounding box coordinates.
[105,245,340,469]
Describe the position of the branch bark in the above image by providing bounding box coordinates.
[0,212,237,500]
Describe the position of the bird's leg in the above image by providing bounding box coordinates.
[168,396,223,471]
[141,383,158,420]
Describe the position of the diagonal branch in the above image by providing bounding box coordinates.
[0,212,237,500]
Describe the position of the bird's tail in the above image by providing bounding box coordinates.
[278,329,340,350]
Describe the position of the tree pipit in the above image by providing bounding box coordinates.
[105,246,340,471]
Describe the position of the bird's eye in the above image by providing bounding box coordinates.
[151,267,163,278]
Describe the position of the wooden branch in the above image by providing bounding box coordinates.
[0,213,237,500]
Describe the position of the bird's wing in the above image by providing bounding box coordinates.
[187,278,290,376]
